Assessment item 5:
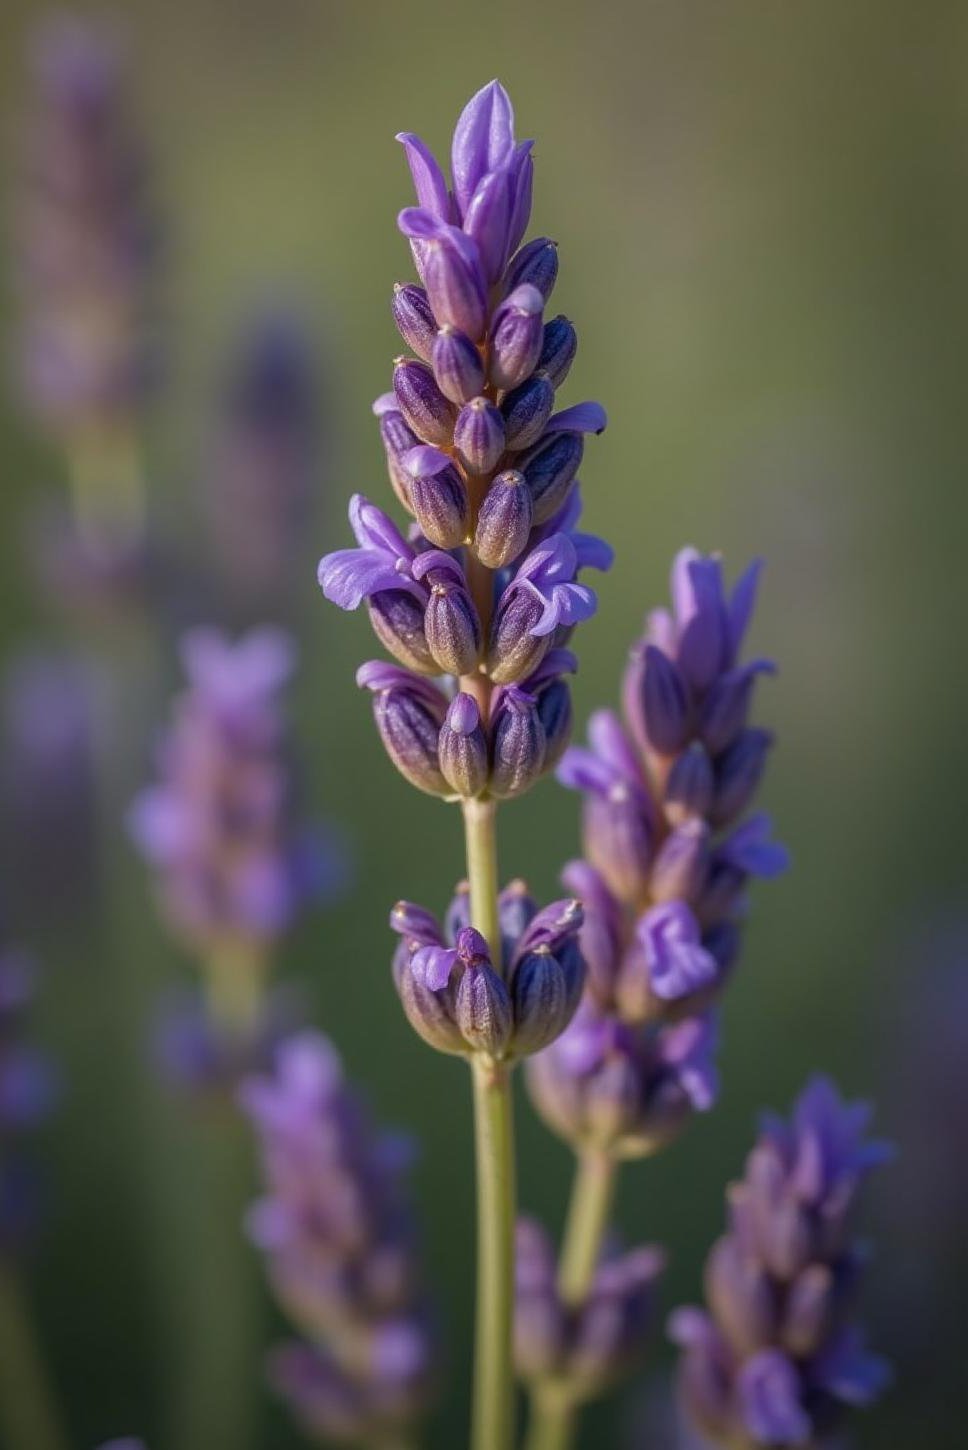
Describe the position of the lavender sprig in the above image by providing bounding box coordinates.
[240,1030,436,1446]
[520,550,785,1447]
[129,626,335,1057]
[317,79,609,1450]
[15,15,159,549]
[669,1076,892,1448]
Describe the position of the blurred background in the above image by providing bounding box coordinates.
[0,0,965,1446]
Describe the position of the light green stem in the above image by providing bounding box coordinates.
[67,420,147,553]
[204,939,267,1041]
[463,796,516,1450]
[525,1149,618,1450]
[557,1148,617,1307]
[0,1261,69,1450]
[470,1055,516,1450]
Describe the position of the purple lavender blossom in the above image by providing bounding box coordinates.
[669,1077,892,1448]
[129,627,339,958]
[556,549,787,1023]
[240,1031,436,1444]
[319,81,610,802]
[15,15,159,435]
[204,307,320,619]
[390,880,584,1060]
[526,997,718,1158]
[515,1217,665,1400]
[0,949,57,1245]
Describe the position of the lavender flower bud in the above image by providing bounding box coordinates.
[424,582,481,675]
[431,325,485,404]
[401,445,468,549]
[699,665,771,756]
[438,693,488,798]
[454,396,506,475]
[398,210,487,339]
[535,678,573,770]
[504,237,559,300]
[392,358,457,446]
[704,1235,778,1355]
[377,401,421,510]
[501,373,555,450]
[367,591,437,675]
[357,662,448,797]
[510,949,574,1056]
[521,431,583,524]
[537,315,578,388]
[396,955,466,1055]
[463,168,513,283]
[498,879,538,963]
[391,283,437,361]
[634,644,690,756]
[664,741,715,825]
[489,687,546,800]
[710,728,773,827]
[489,284,544,390]
[473,470,533,569]
[455,950,513,1058]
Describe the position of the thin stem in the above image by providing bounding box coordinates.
[470,1055,516,1450]
[67,420,147,553]
[0,1261,69,1450]
[524,1150,618,1450]
[462,795,516,1450]
[204,939,267,1041]
[524,1385,575,1450]
[462,797,501,957]
[556,1148,617,1306]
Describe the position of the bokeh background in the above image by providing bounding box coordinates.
[0,1,965,1446]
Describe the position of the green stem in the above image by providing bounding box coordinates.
[525,1150,618,1450]
[463,795,516,1450]
[557,1148,617,1306]
[204,939,267,1041]
[67,420,147,553]
[470,1055,516,1450]
[0,1261,69,1450]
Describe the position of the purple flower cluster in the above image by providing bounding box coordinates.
[669,1077,892,1448]
[319,81,610,802]
[515,1218,665,1401]
[240,1031,436,1444]
[205,308,319,618]
[0,949,56,1245]
[526,550,786,1156]
[16,15,158,435]
[129,628,328,959]
[390,879,584,1061]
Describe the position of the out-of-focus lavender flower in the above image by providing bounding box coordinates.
[1,650,99,921]
[319,81,610,802]
[515,1217,665,1402]
[14,15,159,439]
[129,627,343,964]
[204,308,321,620]
[526,998,718,1159]
[669,1076,892,1448]
[556,549,787,1025]
[240,1031,436,1444]
[0,948,57,1246]
[390,879,584,1061]
[154,983,307,1099]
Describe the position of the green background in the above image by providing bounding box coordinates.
[0,1,965,1446]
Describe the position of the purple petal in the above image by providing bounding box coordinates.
[451,79,516,216]
[348,493,414,557]
[738,1350,811,1446]
[544,401,607,436]
[395,132,451,220]
[555,745,620,797]
[729,557,765,659]
[317,548,412,611]
[410,943,459,991]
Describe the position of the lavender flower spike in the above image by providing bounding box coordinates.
[240,1031,436,1445]
[556,549,787,1025]
[0,948,57,1246]
[669,1076,892,1448]
[319,80,610,805]
[129,628,340,1041]
[16,16,159,439]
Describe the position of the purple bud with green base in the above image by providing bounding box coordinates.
[439,693,488,798]
[357,662,448,797]
[391,283,437,361]
[474,470,533,569]
[489,284,544,391]
[392,358,457,446]
[501,373,555,450]
[432,325,485,404]
[504,237,558,301]
[454,396,506,475]
[402,445,468,548]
